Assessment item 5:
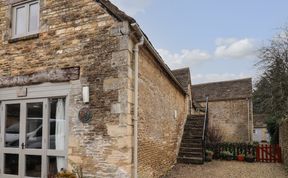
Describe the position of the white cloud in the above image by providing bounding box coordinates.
[110,0,151,16]
[192,73,251,84]
[215,38,238,46]
[158,38,258,70]
[158,49,211,69]
[214,38,257,59]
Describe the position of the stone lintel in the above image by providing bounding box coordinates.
[0,67,80,88]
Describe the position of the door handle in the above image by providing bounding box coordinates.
[21,143,25,149]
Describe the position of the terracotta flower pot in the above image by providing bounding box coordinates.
[237,155,245,161]
[205,151,214,162]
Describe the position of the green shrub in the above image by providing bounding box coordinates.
[266,116,280,144]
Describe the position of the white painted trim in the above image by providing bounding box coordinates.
[11,0,40,38]
[0,82,73,177]
[0,82,70,101]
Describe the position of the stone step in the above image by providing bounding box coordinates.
[182,135,202,139]
[187,120,204,123]
[179,147,203,153]
[180,142,202,148]
[185,123,204,127]
[183,132,203,138]
[181,138,202,143]
[186,119,204,123]
[184,129,203,133]
[188,127,203,131]
[184,125,203,132]
[186,118,204,121]
[178,152,203,157]
[177,157,204,164]
[184,129,203,134]
[184,125,204,130]
[178,115,206,165]
[188,115,205,119]
[187,119,204,122]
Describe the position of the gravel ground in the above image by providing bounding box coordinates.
[164,161,288,178]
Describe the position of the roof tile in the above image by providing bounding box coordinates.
[192,78,252,102]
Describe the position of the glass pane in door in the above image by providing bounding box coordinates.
[26,102,43,149]
[25,155,42,177]
[48,156,66,176]
[4,154,19,175]
[5,104,20,148]
[49,99,65,150]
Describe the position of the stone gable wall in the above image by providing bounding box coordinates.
[279,119,288,169]
[0,0,133,177]
[136,48,188,178]
[199,99,252,142]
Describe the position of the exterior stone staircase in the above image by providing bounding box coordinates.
[177,115,205,164]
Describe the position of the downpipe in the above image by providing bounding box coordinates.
[133,35,144,178]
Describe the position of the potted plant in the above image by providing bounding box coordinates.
[205,150,214,162]
[219,151,225,160]
[56,169,77,178]
[220,151,233,161]
[237,153,245,161]
[245,153,255,163]
[225,151,233,161]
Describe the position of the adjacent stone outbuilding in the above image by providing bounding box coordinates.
[192,78,253,142]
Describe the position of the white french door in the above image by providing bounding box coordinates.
[0,99,48,178]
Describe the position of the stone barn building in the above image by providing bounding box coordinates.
[0,0,191,177]
[192,78,253,142]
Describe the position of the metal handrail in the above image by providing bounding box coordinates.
[202,96,209,162]
[202,96,209,140]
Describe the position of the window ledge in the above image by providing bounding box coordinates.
[8,33,39,43]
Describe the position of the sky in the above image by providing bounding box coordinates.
[110,0,288,84]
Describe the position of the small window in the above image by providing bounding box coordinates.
[12,0,39,38]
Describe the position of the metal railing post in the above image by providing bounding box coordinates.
[202,96,209,162]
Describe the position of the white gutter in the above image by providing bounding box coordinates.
[130,23,187,96]
[132,34,144,178]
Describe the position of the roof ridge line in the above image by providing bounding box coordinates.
[192,77,252,86]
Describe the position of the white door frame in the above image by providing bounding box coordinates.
[0,82,71,178]
[1,99,48,178]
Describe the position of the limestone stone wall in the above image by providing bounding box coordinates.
[0,0,133,177]
[279,119,288,168]
[137,48,188,178]
[199,99,253,142]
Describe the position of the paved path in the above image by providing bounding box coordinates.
[164,161,288,178]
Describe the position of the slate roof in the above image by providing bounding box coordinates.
[192,78,252,102]
[172,67,191,92]
[254,114,269,128]
[95,0,136,23]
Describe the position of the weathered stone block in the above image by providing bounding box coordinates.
[103,77,128,91]
[107,124,129,137]
[111,50,129,67]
